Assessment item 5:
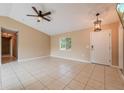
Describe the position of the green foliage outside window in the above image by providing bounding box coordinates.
[60,37,71,50]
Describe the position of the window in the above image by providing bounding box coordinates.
[117,4,124,28]
[60,37,71,50]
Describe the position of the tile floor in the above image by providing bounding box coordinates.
[0,57,124,90]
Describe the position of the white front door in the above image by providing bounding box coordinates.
[90,30,112,65]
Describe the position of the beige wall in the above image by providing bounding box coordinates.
[0,16,119,66]
[102,22,119,66]
[0,16,50,61]
[51,22,119,66]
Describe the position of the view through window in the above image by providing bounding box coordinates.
[60,37,71,50]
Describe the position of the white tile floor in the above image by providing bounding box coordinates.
[0,57,124,90]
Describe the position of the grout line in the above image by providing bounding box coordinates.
[2,58,122,90]
[10,64,25,90]
[0,67,3,90]
[62,65,82,89]
[104,65,105,90]
[21,64,49,90]
[118,69,124,82]
[62,67,83,89]
[83,64,96,89]
[62,64,92,90]
[1,65,12,90]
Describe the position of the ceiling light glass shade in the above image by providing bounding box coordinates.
[94,13,102,31]
[94,20,101,31]
[37,17,42,22]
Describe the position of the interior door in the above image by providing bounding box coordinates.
[90,30,112,65]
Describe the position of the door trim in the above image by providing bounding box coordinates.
[0,26,19,65]
[90,30,112,66]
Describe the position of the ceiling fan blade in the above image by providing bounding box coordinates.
[32,6,39,14]
[27,15,38,17]
[42,12,51,16]
[42,17,51,21]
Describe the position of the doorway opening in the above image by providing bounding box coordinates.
[1,27,18,64]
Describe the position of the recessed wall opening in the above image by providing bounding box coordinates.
[1,27,18,64]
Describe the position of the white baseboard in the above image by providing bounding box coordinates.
[18,55,49,62]
[50,55,90,63]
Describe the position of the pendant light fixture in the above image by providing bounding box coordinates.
[94,13,102,31]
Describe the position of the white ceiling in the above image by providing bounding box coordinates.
[0,3,119,35]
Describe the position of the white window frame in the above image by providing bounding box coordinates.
[59,37,71,51]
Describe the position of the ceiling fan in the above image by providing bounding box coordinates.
[27,6,51,22]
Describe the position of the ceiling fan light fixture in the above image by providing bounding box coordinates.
[37,17,42,22]
[94,13,102,31]
[27,6,51,22]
